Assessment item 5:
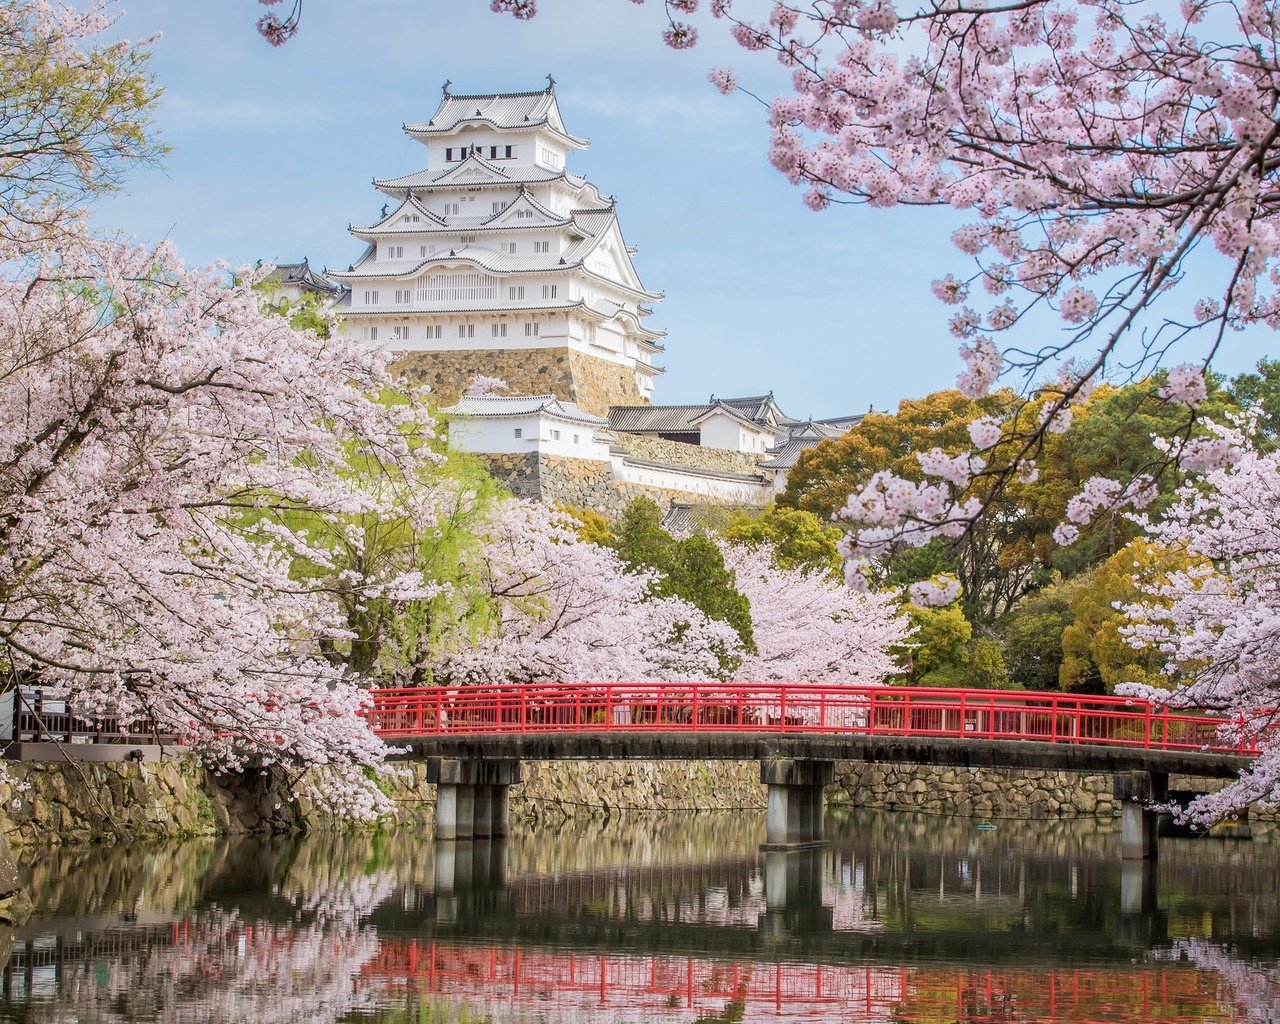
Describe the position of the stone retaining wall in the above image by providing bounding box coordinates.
[2,757,1267,847]
[831,763,1119,817]
[609,433,764,476]
[390,349,645,416]
[480,452,759,517]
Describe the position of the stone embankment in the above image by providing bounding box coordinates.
[0,757,1266,847]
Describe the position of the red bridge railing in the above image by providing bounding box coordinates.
[366,683,1263,756]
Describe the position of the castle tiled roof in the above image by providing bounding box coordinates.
[404,85,588,149]
[374,160,592,196]
[265,258,341,297]
[610,394,799,437]
[607,404,710,434]
[444,393,608,428]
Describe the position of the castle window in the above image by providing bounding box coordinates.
[535,241,550,253]
[490,323,507,337]
[508,286,525,300]
[446,203,459,216]
[459,234,476,243]
[368,326,378,341]
[420,246,428,257]
[458,324,474,339]
[504,146,514,159]
[364,290,379,304]
[392,325,408,340]
[492,201,506,214]
[514,428,522,438]
[388,245,403,259]
[524,322,539,337]
[541,285,557,299]
[445,147,453,161]
[573,434,580,445]
[425,325,442,339]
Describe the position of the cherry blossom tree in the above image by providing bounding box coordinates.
[1119,424,1280,822]
[0,0,456,819]
[435,502,745,684]
[720,541,909,684]
[0,231,439,817]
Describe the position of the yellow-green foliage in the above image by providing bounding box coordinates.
[717,502,843,577]
[556,503,612,547]
[1059,539,1198,693]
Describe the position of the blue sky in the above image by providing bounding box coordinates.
[94,1,1275,417]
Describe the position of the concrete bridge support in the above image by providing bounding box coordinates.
[428,758,522,841]
[760,759,834,849]
[1113,770,1168,860]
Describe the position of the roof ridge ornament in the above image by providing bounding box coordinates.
[546,74,556,91]
[442,79,451,96]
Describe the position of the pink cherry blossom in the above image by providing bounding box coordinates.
[1121,436,1280,823]
[708,67,737,94]
[1161,365,1210,409]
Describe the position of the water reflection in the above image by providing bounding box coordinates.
[0,809,1277,1022]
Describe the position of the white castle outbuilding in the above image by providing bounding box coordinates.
[322,82,865,516]
[328,79,663,415]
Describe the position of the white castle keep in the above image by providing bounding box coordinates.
[328,79,662,415]
[315,82,863,515]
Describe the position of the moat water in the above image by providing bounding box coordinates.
[2,807,1278,1023]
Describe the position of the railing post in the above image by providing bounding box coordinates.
[1143,705,1151,748]
[605,685,612,731]
[691,684,699,731]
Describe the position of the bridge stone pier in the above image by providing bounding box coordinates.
[427,757,522,841]
[1113,770,1168,860]
[761,759,834,849]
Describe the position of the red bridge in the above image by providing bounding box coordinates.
[368,682,1258,753]
[365,683,1264,857]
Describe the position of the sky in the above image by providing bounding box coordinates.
[93,0,1276,419]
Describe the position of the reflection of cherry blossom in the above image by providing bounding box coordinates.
[18,911,382,1024]
[1152,939,1280,1024]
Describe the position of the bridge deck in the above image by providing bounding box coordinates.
[389,731,1250,777]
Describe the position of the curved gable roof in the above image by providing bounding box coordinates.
[404,87,588,148]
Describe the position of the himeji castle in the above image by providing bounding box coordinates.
[320,81,867,519]
[329,79,663,415]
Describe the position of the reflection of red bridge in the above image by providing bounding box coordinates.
[362,940,1251,1023]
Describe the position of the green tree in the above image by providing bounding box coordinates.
[901,604,973,687]
[1228,358,1280,440]
[1059,540,1196,694]
[612,497,755,653]
[556,503,612,547]
[0,1,164,241]
[716,502,842,577]
[257,289,335,338]
[997,579,1076,691]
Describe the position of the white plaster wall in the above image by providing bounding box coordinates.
[696,414,776,454]
[450,414,609,461]
[609,455,769,502]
